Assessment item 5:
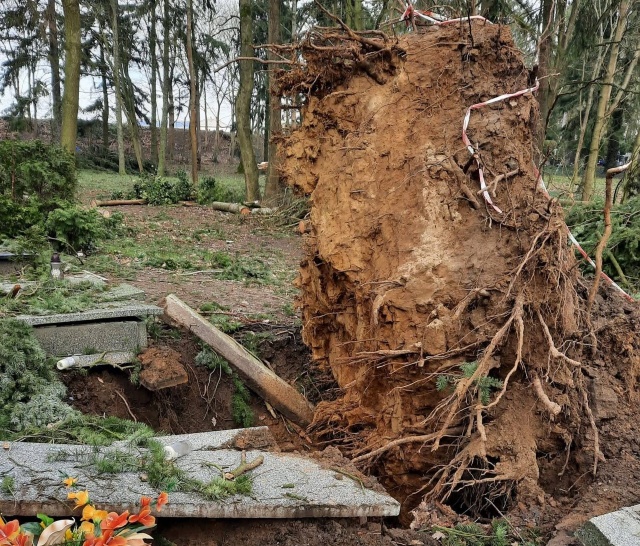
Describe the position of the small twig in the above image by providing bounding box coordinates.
[329,467,365,490]
[224,451,264,480]
[114,390,137,422]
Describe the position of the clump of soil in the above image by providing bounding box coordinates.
[276,21,640,529]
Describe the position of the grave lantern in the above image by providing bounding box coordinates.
[50,252,64,280]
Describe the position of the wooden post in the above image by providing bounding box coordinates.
[162,294,315,427]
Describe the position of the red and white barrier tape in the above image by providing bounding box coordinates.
[399,5,636,303]
[462,80,540,214]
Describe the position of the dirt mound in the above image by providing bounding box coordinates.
[277,22,640,526]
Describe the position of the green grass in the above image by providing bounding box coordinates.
[540,168,609,200]
[77,170,247,202]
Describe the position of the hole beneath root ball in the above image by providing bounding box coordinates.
[446,456,516,519]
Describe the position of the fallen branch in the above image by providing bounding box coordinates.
[90,199,147,207]
[587,161,631,312]
[162,294,315,427]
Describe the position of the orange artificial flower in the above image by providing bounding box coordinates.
[83,530,126,546]
[100,512,129,532]
[82,505,108,523]
[11,533,32,546]
[0,519,19,545]
[68,490,90,509]
[139,497,151,509]
[128,507,155,528]
[79,521,95,535]
[156,492,168,512]
[63,477,78,488]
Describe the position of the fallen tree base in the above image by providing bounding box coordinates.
[276,21,640,525]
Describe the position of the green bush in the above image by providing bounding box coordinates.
[0,319,77,433]
[566,196,640,291]
[0,140,76,202]
[175,169,195,201]
[197,176,243,204]
[132,172,194,205]
[45,206,107,253]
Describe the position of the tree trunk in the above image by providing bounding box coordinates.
[264,0,284,203]
[157,0,170,176]
[121,60,145,172]
[186,0,199,185]
[237,0,260,201]
[46,0,62,140]
[169,73,175,161]
[112,0,126,175]
[99,27,110,153]
[581,0,630,201]
[571,52,605,185]
[150,0,159,166]
[536,0,554,156]
[60,0,81,153]
[605,107,623,169]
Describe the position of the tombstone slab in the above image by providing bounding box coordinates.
[16,303,162,326]
[0,429,400,519]
[34,320,147,357]
[576,504,640,546]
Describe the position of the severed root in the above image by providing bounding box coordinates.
[532,374,561,416]
[224,451,264,480]
[351,427,465,463]
[579,382,605,476]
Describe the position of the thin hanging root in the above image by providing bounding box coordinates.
[506,231,550,298]
[580,385,605,476]
[531,374,562,416]
[536,309,582,367]
[481,305,524,411]
[431,294,524,451]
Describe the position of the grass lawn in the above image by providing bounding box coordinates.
[77,169,249,202]
[540,168,622,201]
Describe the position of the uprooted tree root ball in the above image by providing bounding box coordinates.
[275,22,640,522]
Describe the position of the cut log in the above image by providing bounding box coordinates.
[209,202,251,214]
[90,199,147,207]
[209,202,276,215]
[162,294,315,427]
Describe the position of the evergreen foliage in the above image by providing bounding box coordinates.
[566,196,640,292]
[0,140,76,202]
[0,319,77,432]
[436,362,504,406]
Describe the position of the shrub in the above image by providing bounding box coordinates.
[566,196,640,291]
[45,206,104,253]
[133,173,194,205]
[0,319,77,433]
[0,139,76,202]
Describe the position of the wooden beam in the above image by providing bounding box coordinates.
[162,294,315,427]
